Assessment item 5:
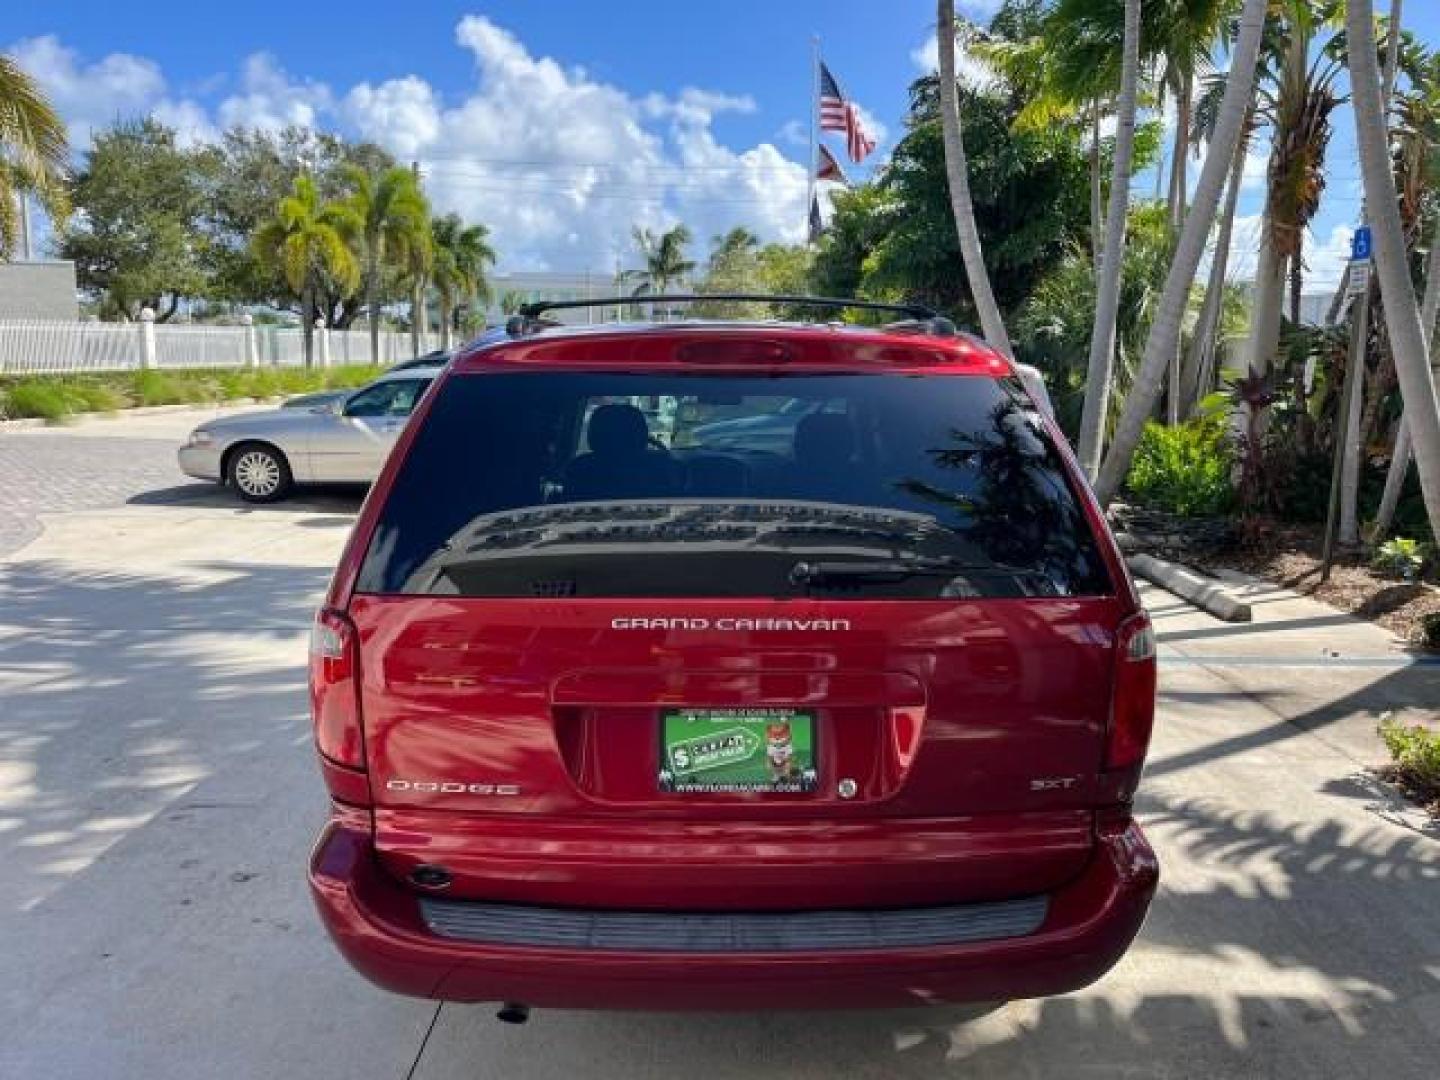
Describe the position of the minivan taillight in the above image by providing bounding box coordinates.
[309,608,364,769]
[1106,613,1157,771]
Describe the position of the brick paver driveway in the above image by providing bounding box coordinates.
[0,433,185,556]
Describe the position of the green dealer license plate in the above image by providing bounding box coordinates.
[659,708,818,794]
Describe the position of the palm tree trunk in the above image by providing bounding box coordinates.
[937,0,1012,358]
[439,294,454,351]
[367,253,381,366]
[1168,76,1192,232]
[302,280,315,369]
[1090,99,1104,276]
[1094,0,1268,506]
[1373,215,1440,538]
[1346,0,1440,541]
[1075,0,1141,478]
[1182,115,1250,415]
[1244,220,1286,381]
[1341,0,1407,546]
[410,278,425,358]
[1288,249,1303,326]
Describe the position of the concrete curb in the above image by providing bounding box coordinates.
[0,397,286,431]
[1128,552,1254,623]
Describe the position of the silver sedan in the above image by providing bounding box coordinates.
[177,365,442,502]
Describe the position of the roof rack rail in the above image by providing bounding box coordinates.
[506,294,952,338]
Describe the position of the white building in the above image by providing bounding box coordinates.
[0,260,79,320]
[485,271,624,326]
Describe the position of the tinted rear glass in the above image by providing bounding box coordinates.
[356,371,1111,599]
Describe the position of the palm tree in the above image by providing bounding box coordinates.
[1075,0,1142,480]
[430,213,495,349]
[404,229,434,358]
[344,165,429,365]
[632,224,695,317]
[1338,0,1408,547]
[1375,43,1440,538]
[938,0,1012,357]
[1094,0,1269,506]
[1346,0,1440,540]
[1238,1,1344,409]
[252,175,361,368]
[1180,101,1256,415]
[0,55,69,259]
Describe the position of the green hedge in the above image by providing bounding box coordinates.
[0,365,386,421]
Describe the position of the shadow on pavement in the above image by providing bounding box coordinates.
[127,482,366,512]
[413,799,1440,1078]
[4,558,1439,1078]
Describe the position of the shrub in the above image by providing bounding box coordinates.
[1379,716,1440,795]
[1126,412,1235,517]
[69,381,130,413]
[3,380,74,421]
[1371,538,1429,582]
[129,370,192,406]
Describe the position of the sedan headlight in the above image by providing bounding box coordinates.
[185,429,216,448]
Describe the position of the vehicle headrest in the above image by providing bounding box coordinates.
[587,402,650,455]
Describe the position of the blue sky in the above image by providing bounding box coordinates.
[6,1,1440,288]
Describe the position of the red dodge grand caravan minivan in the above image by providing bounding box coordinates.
[307,297,1158,1016]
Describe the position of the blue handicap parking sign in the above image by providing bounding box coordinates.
[1352,226,1373,262]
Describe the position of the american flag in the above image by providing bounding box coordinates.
[816,144,848,184]
[819,62,876,164]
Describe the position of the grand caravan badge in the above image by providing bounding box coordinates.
[611,617,852,631]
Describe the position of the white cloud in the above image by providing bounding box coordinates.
[9,18,824,270]
[216,53,333,132]
[343,76,441,160]
[8,35,165,146]
[910,31,998,90]
[1305,222,1355,291]
[150,98,220,147]
[1241,144,1269,193]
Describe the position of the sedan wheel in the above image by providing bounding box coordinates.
[229,444,293,503]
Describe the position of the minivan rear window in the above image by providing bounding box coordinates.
[356,371,1111,599]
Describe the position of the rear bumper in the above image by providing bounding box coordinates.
[309,812,1158,1010]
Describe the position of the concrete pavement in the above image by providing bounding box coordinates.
[1,410,1437,1078]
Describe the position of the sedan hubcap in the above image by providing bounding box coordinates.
[234,451,281,496]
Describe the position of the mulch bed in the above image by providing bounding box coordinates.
[1377,764,1440,817]
[1203,519,1440,651]
[1111,505,1440,651]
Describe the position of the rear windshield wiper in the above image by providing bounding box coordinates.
[789,559,1047,586]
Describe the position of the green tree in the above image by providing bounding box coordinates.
[695,227,763,316]
[345,164,429,363]
[200,126,397,327]
[59,119,209,320]
[430,212,495,349]
[812,78,1101,323]
[1237,1,1345,400]
[251,175,361,367]
[1094,0,1270,505]
[0,54,69,259]
[631,224,696,316]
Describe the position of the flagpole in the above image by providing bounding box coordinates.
[807,34,820,241]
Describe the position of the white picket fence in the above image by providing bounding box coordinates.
[0,318,442,376]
